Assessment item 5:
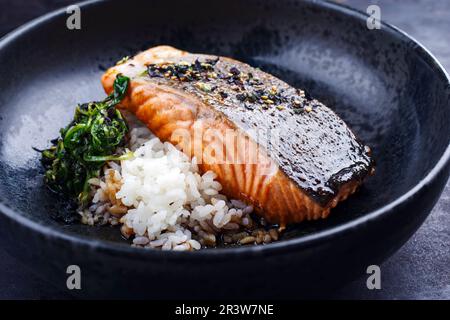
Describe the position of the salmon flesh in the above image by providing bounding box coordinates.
[101,46,373,226]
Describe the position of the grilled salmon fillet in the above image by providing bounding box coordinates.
[102,45,373,226]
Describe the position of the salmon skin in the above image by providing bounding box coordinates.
[102,46,374,226]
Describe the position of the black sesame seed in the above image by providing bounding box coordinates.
[244,103,254,110]
[206,57,220,65]
[229,67,240,75]
[194,59,202,70]
[304,89,312,101]
[236,93,247,101]
[219,91,228,99]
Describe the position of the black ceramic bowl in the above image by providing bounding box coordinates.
[0,0,449,298]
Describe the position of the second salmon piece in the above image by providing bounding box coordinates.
[102,45,373,226]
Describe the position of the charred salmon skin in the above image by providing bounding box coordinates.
[102,46,373,226]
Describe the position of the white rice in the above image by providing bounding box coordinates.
[80,114,278,251]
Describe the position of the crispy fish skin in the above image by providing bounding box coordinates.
[102,46,373,226]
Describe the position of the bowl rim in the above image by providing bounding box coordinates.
[0,0,449,261]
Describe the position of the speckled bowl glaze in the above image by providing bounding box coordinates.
[0,0,449,298]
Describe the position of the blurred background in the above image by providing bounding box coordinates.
[0,0,448,299]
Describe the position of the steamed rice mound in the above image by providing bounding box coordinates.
[81,118,279,251]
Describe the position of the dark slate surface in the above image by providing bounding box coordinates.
[0,0,448,299]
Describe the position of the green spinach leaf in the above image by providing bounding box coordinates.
[41,74,132,205]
